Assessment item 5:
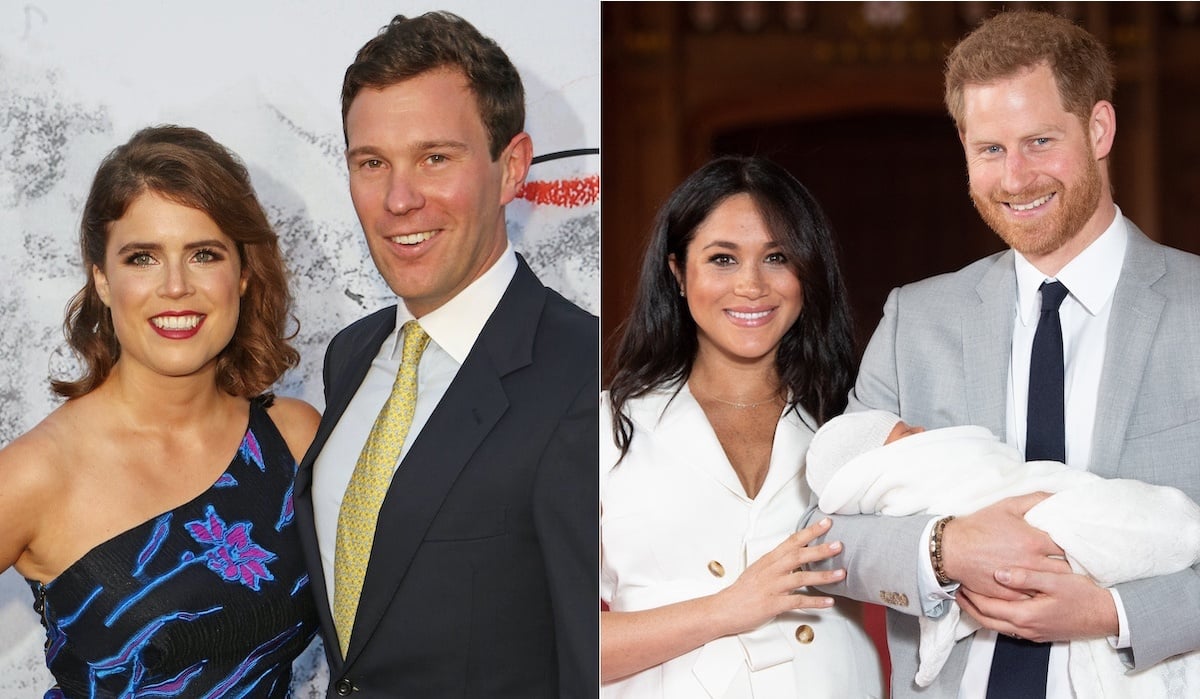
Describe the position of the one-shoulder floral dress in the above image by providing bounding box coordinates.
[28,396,318,698]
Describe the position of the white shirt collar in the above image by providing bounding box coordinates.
[390,241,518,363]
[1013,206,1128,326]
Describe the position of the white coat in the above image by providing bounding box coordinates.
[601,384,883,698]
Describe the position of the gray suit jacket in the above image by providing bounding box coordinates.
[810,221,1200,697]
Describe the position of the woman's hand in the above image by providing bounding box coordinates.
[601,517,847,683]
[711,517,845,636]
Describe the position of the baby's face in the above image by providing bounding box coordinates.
[885,420,926,445]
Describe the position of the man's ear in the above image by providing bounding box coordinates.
[498,132,533,206]
[93,264,111,306]
[1090,100,1116,161]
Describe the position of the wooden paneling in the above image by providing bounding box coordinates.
[603,1,1200,379]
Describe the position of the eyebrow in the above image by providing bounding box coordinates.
[345,140,472,160]
[700,240,783,251]
[114,239,232,256]
[966,125,1064,147]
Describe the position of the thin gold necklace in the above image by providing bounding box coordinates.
[691,384,783,410]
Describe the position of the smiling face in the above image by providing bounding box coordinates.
[93,191,246,382]
[344,67,531,317]
[961,63,1115,272]
[670,193,803,367]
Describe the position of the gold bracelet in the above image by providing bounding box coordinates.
[929,515,955,586]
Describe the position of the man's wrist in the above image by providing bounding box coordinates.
[929,515,955,586]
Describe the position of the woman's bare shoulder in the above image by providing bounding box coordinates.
[264,396,321,464]
[0,404,77,484]
[0,404,79,572]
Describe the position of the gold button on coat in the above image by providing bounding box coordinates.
[794,624,815,644]
[707,560,725,577]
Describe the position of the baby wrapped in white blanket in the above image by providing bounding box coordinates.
[806,410,1200,698]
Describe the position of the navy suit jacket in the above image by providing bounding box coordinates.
[295,256,599,697]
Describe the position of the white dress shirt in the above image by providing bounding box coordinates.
[311,244,518,610]
[915,210,1130,698]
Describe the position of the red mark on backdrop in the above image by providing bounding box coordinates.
[517,174,599,208]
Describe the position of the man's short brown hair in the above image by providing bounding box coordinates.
[341,11,525,159]
[944,10,1114,131]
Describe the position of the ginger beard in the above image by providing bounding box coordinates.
[969,143,1103,258]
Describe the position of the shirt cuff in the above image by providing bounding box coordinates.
[1107,587,1130,649]
[917,516,959,618]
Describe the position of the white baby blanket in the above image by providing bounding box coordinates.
[808,424,1200,697]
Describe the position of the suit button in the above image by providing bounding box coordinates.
[795,624,815,644]
[879,590,909,608]
[334,678,354,695]
[707,560,725,577]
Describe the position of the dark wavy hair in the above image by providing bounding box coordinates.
[607,156,856,454]
[52,125,299,399]
[341,11,524,159]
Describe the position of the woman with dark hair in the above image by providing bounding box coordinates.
[601,156,882,697]
[0,125,320,697]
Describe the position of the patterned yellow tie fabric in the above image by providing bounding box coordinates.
[332,320,430,657]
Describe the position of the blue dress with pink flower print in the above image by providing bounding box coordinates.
[28,396,318,698]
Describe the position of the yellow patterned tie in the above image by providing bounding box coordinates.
[333,320,430,657]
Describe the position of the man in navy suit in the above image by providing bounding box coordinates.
[294,12,597,697]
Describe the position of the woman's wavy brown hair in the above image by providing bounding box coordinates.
[52,125,299,399]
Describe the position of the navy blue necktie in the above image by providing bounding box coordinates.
[986,280,1068,699]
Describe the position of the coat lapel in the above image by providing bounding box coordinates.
[294,308,396,666]
[1091,224,1166,477]
[343,258,545,665]
[627,385,812,505]
[756,406,812,504]
[668,387,754,499]
[964,252,1016,439]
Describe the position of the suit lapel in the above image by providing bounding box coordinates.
[1091,224,1166,477]
[668,387,754,499]
[294,308,396,666]
[758,406,811,502]
[964,253,1016,439]
[344,258,546,665]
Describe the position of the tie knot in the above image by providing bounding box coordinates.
[400,321,431,363]
[1039,280,1069,312]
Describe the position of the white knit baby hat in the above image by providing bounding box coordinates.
[806,410,902,494]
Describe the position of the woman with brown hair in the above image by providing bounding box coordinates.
[0,125,319,697]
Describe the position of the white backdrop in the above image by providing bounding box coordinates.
[0,1,598,694]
